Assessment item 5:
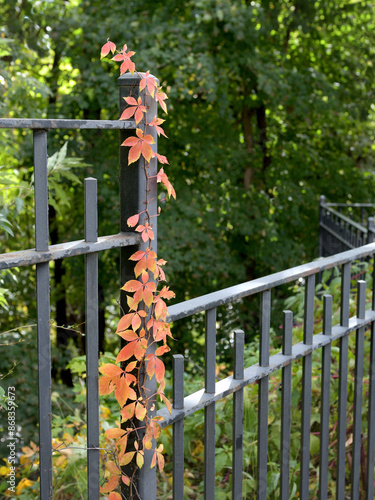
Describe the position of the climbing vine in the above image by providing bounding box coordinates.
[98,39,175,499]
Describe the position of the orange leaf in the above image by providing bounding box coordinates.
[116,314,133,333]
[100,474,119,493]
[109,493,122,500]
[155,345,171,356]
[116,341,137,363]
[125,360,137,372]
[115,376,130,407]
[105,428,126,440]
[99,364,123,377]
[121,402,136,422]
[99,376,114,395]
[122,280,142,292]
[106,461,121,475]
[129,250,146,261]
[128,142,142,164]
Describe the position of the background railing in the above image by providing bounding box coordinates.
[319,195,375,257]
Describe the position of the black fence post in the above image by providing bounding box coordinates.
[319,195,326,258]
[117,72,158,499]
[367,216,375,244]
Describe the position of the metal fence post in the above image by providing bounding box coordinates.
[367,216,375,244]
[118,72,159,499]
[319,195,326,258]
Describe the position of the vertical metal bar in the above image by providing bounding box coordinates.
[232,330,244,500]
[319,195,326,258]
[301,274,315,500]
[34,130,49,252]
[84,178,99,499]
[257,290,270,500]
[336,262,351,500]
[173,355,184,500]
[33,129,53,499]
[366,320,375,500]
[351,281,366,500]
[205,307,216,500]
[319,295,332,500]
[367,217,375,244]
[280,310,293,500]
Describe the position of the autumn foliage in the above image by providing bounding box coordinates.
[99,39,175,497]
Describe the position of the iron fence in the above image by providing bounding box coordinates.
[319,195,375,257]
[1,100,375,500]
[158,243,375,500]
[0,72,158,499]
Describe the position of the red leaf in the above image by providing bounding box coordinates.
[139,71,156,97]
[156,168,176,199]
[127,213,139,227]
[149,117,168,138]
[153,153,169,165]
[155,87,168,114]
[111,44,136,75]
[100,39,116,59]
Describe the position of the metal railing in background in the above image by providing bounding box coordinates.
[319,195,375,257]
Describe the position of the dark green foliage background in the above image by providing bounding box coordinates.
[0,0,375,465]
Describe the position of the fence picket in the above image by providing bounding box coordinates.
[351,281,366,500]
[34,129,53,499]
[280,310,293,500]
[84,178,100,499]
[257,290,270,500]
[319,294,332,500]
[173,355,184,500]
[204,308,216,500]
[232,330,244,500]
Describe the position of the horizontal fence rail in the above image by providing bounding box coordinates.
[157,242,375,499]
